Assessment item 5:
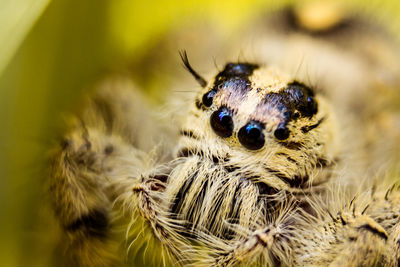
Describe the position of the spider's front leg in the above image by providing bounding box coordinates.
[49,127,146,266]
[48,78,170,266]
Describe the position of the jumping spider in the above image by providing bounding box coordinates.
[49,3,400,266]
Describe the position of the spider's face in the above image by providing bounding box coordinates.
[179,62,338,190]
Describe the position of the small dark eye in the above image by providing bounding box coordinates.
[274,123,290,140]
[202,89,217,107]
[304,96,318,116]
[238,121,265,150]
[210,107,234,138]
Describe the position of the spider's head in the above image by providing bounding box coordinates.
[179,54,338,191]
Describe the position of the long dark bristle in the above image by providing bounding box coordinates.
[179,50,207,88]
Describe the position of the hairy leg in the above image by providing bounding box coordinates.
[363,185,400,266]
[290,189,398,266]
[49,123,151,265]
[47,77,170,266]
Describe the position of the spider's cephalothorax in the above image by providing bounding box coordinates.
[179,60,338,194]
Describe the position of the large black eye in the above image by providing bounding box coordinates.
[274,123,290,140]
[202,89,217,107]
[210,107,234,138]
[238,121,265,150]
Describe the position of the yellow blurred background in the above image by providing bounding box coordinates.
[0,0,399,266]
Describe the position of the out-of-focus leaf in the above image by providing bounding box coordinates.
[0,0,51,77]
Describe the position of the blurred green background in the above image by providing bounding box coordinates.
[0,0,399,266]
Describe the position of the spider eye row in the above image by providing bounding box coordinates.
[201,73,318,151]
[210,106,289,150]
